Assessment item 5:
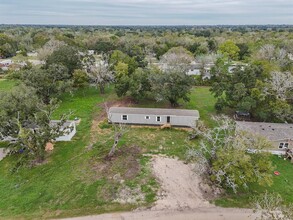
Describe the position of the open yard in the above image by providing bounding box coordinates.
[0,79,16,91]
[0,82,292,219]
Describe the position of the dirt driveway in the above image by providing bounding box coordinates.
[64,156,258,220]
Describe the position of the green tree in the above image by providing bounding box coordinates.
[110,50,138,74]
[236,43,250,60]
[94,41,116,54]
[150,68,194,106]
[0,85,39,139]
[129,68,151,101]
[0,33,17,58]
[21,66,72,104]
[72,69,89,88]
[114,62,130,97]
[218,40,240,60]
[46,46,82,74]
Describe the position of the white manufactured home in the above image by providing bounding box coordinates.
[108,107,200,127]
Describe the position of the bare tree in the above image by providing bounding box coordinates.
[257,44,275,61]
[86,58,114,94]
[254,191,293,220]
[159,46,194,73]
[37,39,66,61]
[268,71,293,100]
[105,104,128,158]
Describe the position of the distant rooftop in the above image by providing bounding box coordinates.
[109,107,199,118]
[236,121,293,141]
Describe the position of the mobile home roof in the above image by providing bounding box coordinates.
[109,107,199,118]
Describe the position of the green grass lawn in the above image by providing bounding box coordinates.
[0,79,16,92]
[184,87,217,126]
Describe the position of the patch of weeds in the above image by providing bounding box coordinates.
[98,120,111,129]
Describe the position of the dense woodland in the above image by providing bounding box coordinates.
[0,25,292,218]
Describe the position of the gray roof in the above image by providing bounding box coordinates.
[109,107,200,118]
[236,121,293,141]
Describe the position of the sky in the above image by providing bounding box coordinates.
[0,0,293,25]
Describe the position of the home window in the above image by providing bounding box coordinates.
[279,143,284,149]
[284,143,289,149]
[122,115,128,121]
[145,116,150,120]
[156,116,161,122]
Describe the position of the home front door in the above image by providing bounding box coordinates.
[167,116,171,123]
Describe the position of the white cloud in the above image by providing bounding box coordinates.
[0,0,293,25]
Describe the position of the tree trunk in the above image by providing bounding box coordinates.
[108,132,121,157]
[99,84,105,94]
[169,98,179,107]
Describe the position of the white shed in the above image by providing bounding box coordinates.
[50,120,77,141]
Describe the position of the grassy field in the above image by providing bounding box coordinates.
[0,79,16,92]
[0,81,292,219]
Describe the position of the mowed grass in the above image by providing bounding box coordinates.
[0,79,16,92]
[184,87,217,126]
[215,156,293,208]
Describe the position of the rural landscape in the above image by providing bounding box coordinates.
[0,3,293,220]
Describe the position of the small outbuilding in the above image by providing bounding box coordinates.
[50,120,77,141]
[108,107,200,127]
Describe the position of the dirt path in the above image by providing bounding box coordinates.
[64,156,258,220]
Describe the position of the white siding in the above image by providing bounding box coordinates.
[109,113,198,127]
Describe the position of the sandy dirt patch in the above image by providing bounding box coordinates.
[150,155,212,211]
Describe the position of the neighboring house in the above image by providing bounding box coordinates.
[50,120,77,141]
[227,62,248,73]
[0,59,13,66]
[236,121,293,155]
[0,59,13,71]
[108,107,200,127]
[187,67,211,79]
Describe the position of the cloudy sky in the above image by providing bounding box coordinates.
[0,0,293,25]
